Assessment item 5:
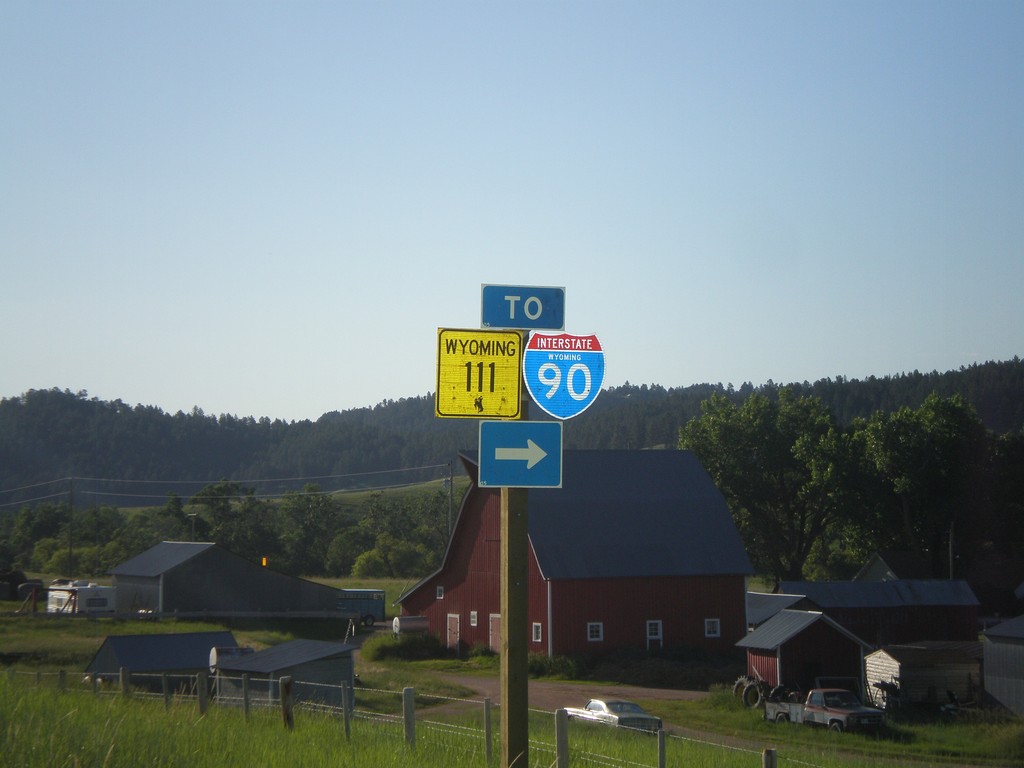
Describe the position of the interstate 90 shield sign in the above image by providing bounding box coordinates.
[522,332,605,420]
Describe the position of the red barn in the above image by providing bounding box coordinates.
[398,449,753,657]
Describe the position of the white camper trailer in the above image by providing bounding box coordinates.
[47,580,117,615]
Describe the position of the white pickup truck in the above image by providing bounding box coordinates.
[764,688,885,733]
[564,699,663,732]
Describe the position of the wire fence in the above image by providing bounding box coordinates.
[6,666,825,768]
[8,667,831,768]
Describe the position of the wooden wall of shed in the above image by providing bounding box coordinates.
[777,621,864,694]
[746,648,779,686]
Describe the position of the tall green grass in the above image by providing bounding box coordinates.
[8,674,1015,768]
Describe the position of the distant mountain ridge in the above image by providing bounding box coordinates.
[1,358,1021,505]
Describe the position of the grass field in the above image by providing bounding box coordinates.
[2,608,1022,767]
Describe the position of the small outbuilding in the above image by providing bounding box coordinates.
[214,639,356,708]
[779,579,979,646]
[85,630,237,690]
[110,541,341,616]
[865,641,982,709]
[736,609,871,696]
[983,614,1024,715]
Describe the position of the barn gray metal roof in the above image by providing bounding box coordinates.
[86,631,236,674]
[746,591,811,626]
[736,609,870,650]
[109,541,215,577]
[215,639,355,674]
[464,449,753,580]
[779,579,979,609]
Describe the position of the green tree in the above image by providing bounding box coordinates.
[860,393,990,576]
[679,389,854,583]
[277,484,337,575]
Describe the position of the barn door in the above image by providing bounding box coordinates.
[646,619,663,651]
[488,613,501,653]
[446,613,461,654]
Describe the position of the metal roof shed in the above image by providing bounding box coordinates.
[214,639,355,709]
[85,630,237,690]
[736,609,871,695]
[110,541,341,616]
[779,580,980,645]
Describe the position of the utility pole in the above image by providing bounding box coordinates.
[67,477,74,574]
[500,393,530,768]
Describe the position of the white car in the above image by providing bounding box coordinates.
[564,699,663,732]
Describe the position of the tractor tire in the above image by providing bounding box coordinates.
[742,682,763,709]
[732,676,750,698]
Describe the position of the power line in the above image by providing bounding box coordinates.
[0,462,454,508]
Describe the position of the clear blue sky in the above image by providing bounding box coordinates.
[2,2,1021,422]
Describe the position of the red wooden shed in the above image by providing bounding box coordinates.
[736,609,872,694]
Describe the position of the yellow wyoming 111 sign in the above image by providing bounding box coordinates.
[436,328,523,418]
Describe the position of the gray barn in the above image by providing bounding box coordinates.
[110,541,340,615]
[85,630,237,690]
[214,639,355,708]
[984,614,1024,715]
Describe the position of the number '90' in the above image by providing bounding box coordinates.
[537,363,592,401]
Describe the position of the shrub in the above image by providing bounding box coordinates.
[361,631,447,661]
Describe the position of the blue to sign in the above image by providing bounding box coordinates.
[523,333,605,420]
[481,284,565,330]
[478,420,563,488]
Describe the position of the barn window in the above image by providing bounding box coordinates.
[532,623,542,643]
[704,618,721,638]
[587,622,604,642]
[436,586,444,599]
[470,611,478,627]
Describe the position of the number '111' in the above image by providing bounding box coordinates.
[465,362,496,392]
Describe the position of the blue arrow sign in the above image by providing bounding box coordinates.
[478,420,563,488]
[481,284,565,330]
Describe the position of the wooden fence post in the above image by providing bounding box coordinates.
[763,748,778,768]
[162,673,171,709]
[341,681,352,740]
[554,708,569,768]
[280,676,295,731]
[197,671,208,715]
[119,667,129,697]
[242,674,251,721]
[58,669,66,692]
[402,686,416,749]
[91,674,98,696]
[658,728,666,768]
[484,697,492,763]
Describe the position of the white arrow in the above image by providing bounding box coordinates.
[495,439,548,469]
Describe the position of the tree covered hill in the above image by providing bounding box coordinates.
[1,357,1021,505]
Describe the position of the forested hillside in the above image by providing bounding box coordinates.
[1,358,1022,595]
[1,358,1021,499]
